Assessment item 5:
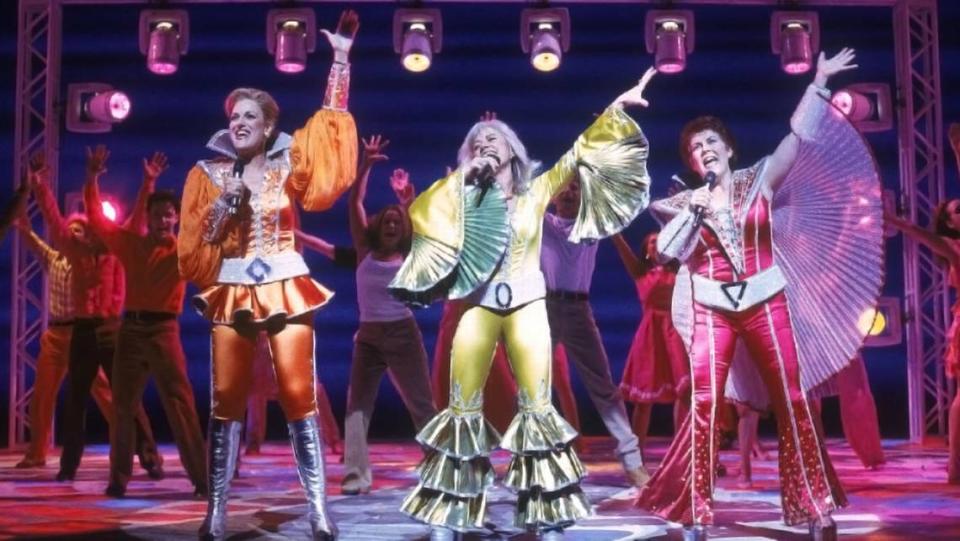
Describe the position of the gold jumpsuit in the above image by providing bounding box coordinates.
[392,106,651,532]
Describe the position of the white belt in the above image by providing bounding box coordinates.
[691,265,786,312]
[217,252,310,285]
[467,271,546,311]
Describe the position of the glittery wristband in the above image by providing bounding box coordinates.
[323,61,350,112]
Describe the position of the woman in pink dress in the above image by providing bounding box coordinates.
[613,231,689,451]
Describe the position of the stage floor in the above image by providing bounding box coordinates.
[0,437,956,540]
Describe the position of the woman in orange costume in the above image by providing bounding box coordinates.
[178,11,359,540]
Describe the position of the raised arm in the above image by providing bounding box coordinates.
[28,152,70,248]
[83,145,132,253]
[885,210,959,262]
[612,233,649,279]
[287,10,359,213]
[764,48,858,194]
[13,211,59,271]
[349,135,389,259]
[122,151,168,234]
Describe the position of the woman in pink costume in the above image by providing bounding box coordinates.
[613,231,689,450]
[636,49,885,541]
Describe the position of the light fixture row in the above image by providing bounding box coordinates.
[135,8,823,76]
[69,8,891,133]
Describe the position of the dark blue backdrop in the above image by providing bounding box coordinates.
[1,2,959,446]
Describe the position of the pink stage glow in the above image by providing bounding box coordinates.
[147,22,180,75]
[101,201,119,222]
[276,22,307,74]
[85,91,131,123]
[832,89,874,121]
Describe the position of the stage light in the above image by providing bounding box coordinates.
[645,10,695,74]
[770,12,819,75]
[267,9,316,74]
[139,10,189,75]
[393,9,442,73]
[66,83,131,134]
[832,83,893,132]
[101,201,119,223]
[521,8,570,73]
[860,297,902,347]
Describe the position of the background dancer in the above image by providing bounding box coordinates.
[83,146,207,498]
[30,153,164,483]
[612,231,689,454]
[299,137,436,496]
[543,177,647,485]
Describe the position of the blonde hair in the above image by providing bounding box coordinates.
[456,119,541,195]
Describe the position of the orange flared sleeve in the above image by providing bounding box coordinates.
[178,165,231,289]
[288,109,358,212]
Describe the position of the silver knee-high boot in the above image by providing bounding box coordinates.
[199,418,242,541]
[289,415,337,540]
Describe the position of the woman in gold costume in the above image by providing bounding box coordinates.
[390,69,657,540]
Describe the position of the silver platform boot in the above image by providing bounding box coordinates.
[198,419,242,541]
[289,415,338,540]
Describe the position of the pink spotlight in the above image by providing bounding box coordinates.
[645,11,694,76]
[832,89,874,121]
[101,201,119,223]
[780,23,812,74]
[148,22,180,75]
[139,10,188,76]
[86,91,131,123]
[276,21,307,73]
[655,22,686,74]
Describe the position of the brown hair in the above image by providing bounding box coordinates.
[366,204,413,255]
[678,116,738,175]
[224,88,280,132]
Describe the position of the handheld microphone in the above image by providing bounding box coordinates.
[474,155,502,207]
[227,160,246,216]
[692,171,717,227]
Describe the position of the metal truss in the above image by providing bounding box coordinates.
[894,0,949,442]
[10,0,62,449]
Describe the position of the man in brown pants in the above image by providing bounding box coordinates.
[83,146,207,498]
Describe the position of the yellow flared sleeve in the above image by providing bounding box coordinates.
[389,171,511,306]
[533,106,650,242]
[178,166,231,289]
[288,109,359,212]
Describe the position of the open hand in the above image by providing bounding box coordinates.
[611,67,657,109]
[390,168,414,205]
[86,145,110,179]
[26,151,48,189]
[816,47,857,81]
[143,151,169,183]
[480,111,498,122]
[360,135,390,169]
[321,9,359,61]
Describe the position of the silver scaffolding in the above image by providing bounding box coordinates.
[9,0,945,448]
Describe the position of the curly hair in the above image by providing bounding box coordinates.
[678,116,738,175]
